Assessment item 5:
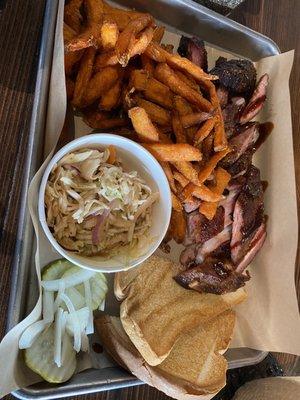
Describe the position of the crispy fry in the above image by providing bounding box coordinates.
[199,167,231,220]
[173,171,189,188]
[161,162,177,193]
[181,182,222,202]
[102,3,146,31]
[141,54,155,75]
[152,26,165,43]
[142,143,202,162]
[171,193,182,211]
[107,145,117,164]
[130,69,149,90]
[194,118,216,145]
[162,44,174,54]
[198,78,227,152]
[174,70,199,92]
[95,51,118,68]
[72,47,96,108]
[66,0,104,52]
[145,42,217,81]
[64,23,77,43]
[83,110,128,130]
[64,0,83,33]
[173,96,193,116]
[116,14,153,66]
[171,161,198,184]
[170,210,186,244]
[136,98,171,126]
[198,148,231,183]
[180,112,212,128]
[155,63,213,112]
[202,133,214,161]
[66,78,75,100]
[65,50,84,76]
[144,78,174,109]
[128,26,154,59]
[100,21,119,50]
[128,107,160,142]
[159,131,172,143]
[172,112,186,143]
[99,79,122,110]
[83,66,119,106]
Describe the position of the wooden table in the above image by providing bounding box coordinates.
[0,0,299,398]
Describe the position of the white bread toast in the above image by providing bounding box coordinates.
[95,312,235,399]
[116,255,246,366]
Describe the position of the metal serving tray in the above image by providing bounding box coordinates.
[8,0,280,398]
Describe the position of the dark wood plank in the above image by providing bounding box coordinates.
[0,0,299,399]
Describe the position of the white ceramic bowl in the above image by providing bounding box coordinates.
[39,134,172,273]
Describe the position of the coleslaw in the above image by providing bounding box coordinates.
[45,146,159,257]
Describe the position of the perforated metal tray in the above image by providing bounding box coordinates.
[9,0,279,398]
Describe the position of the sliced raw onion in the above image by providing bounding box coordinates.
[80,331,89,353]
[60,293,81,352]
[19,320,49,349]
[43,290,54,323]
[54,308,64,367]
[42,270,95,292]
[84,280,94,335]
[99,298,106,312]
[54,280,65,310]
[66,307,89,335]
[92,210,110,245]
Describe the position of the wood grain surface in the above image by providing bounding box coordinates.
[0,0,299,399]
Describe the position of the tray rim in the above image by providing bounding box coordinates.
[9,0,281,398]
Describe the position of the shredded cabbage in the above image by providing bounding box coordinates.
[45,147,159,257]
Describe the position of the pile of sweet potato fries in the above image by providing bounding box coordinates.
[64,0,232,243]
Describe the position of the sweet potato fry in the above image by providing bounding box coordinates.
[66,78,75,100]
[180,112,212,128]
[102,3,146,31]
[100,21,119,50]
[83,66,119,106]
[128,26,154,60]
[155,63,213,112]
[171,161,198,184]
[142,143,202,162]
[99,79,122,110]
[160,162,177,193]
[152,26,165,43]
[162,44,174,54]
[144,78,174,109]
[173,171,189,188]
[83,110,128,130]
[174,70,199,92]
[173,96,193,116]
[145,43,217,81]
[171,193,182,211]
[128,107,160,142]
[65,0,104,52]
[95,51,118,69]
[130,69,149,90]
[64,0,83,33]
[136,98,171,126]
[181,182,222,202]
[170,210,186,244]
[194,118,216,145]
[172,112,186,143]
[202,133,214,161]
[107,145,117,164]
[213,111,227,151]
[198,148,231,184]
[116,14,153,66]
[65,50,84,76]
[72,47,96,108]
[199,167,231,220]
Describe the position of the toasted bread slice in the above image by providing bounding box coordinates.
[117,255,246,366]
[95,312,235,399]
